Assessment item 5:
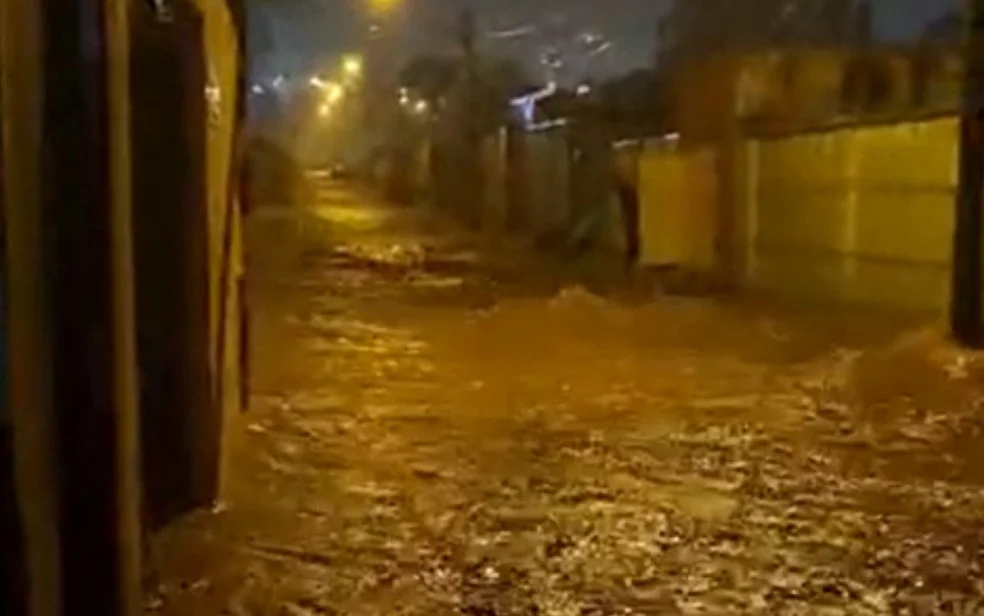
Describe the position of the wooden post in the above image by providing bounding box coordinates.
[951,0,984,346]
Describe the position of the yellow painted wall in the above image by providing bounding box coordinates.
[638,143,717,271]
[192,0,242,495]
[741,116,957,312]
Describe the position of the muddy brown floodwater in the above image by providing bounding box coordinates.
[149,183,984,615]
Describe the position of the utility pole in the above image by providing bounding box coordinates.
[951,0,984,346]
[458,7,478,135]
[852,0,873,45]
[458,8,476,61]
[456,8,484,227]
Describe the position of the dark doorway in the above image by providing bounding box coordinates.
[0,92,27,615]
[0,426,26,616]
[130,0,212,530]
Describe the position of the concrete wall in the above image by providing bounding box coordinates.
[427,107,958,315]
[634,115,957,313]
[638,140,718,271]
[739,116,957,312]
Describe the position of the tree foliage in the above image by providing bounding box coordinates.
[398,54,533,104]
[598,69,667,137]
[398,55,459,104]
[397,53,535,134]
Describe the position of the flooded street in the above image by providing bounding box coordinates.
[150,184,984,615]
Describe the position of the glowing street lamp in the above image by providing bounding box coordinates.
[342,55,363,78]
[368,0,401,15]
[311,76,344,104]
[325,82,343,104]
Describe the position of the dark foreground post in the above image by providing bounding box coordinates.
[952,0,984,347]
[1,1,64,613]
[2,0,143,613]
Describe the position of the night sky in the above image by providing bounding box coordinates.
[250,0,958,86]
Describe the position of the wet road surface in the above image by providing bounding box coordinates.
[149,184,984,615]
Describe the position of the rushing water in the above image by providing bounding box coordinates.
[149,187,984,616]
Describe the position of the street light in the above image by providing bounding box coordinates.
[368,0,401,15]
[343,55,363,78]
[325,82,343,104]
[311,77,344,102]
